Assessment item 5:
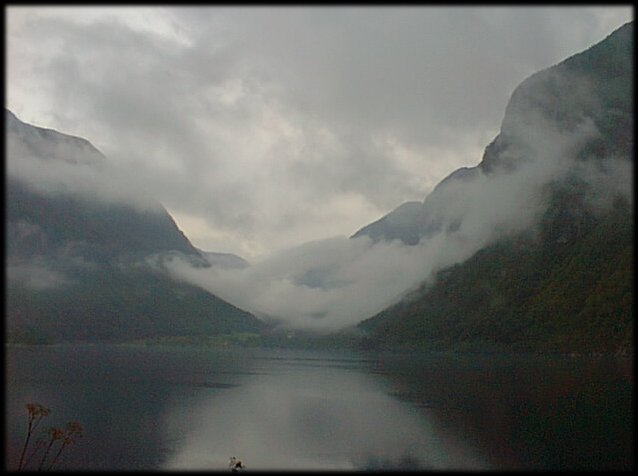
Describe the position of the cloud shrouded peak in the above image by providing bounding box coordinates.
[7,6,632,260]
[159,18,633,333]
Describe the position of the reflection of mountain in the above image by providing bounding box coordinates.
[371,353,632,470]
[6,109,264,343]
[358,22,633,353]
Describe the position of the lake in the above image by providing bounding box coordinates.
[5,344,633,470]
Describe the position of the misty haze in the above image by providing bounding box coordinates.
[6,6,633,471]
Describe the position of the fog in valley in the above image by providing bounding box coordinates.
[160,102,631,332]
[6,7,633,472]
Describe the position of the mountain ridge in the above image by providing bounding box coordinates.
[356,21,633,354]
[6,109,265,343]
[353,21,633,247]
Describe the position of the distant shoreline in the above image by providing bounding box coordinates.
[5,340,632,360]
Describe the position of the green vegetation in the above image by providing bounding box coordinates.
[258,329,366,350]
[118,330,366,351]
[6,263,265,344]
[360,199,633,355]
[358,22,633,356]
[120,332,262,348]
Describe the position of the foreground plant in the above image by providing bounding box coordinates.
[17,403,83,471]
[17,403,50,471]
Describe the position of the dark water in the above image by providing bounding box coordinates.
[5,345,633,470]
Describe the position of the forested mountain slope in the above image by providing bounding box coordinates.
[357,22,633,354]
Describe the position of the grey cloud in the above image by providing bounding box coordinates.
[159,59,632,333]
[7,258,72,290]
[194,7,622,150]
[7,116,163,213]
[19,16,258,228]
[7,6,632,259]
[280,125,427,211]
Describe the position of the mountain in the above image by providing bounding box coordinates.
[353,22,633,246]
[357,22,633,354]
[198,249,250,269]
[351,201,423,245]
[352,167,480,244]
[6,109,265,343]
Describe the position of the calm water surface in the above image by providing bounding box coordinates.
[5,344,633,470]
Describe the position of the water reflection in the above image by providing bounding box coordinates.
[162,351,488,470]
[6,346,632,471]
[5,345,255,470]
[369,352,634,470]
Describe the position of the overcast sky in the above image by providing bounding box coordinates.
[6,5,633,261]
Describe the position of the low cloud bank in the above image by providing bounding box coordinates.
[7,112,163,213]
[160,107,631,333]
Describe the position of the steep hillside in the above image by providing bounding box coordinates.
[357,22,633,354]
[198,250,250,269]
[7,179,199,262]
[359,198,632,354]
[354,22,633,246]
[351,201,423,244]
[6,110,265,343]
